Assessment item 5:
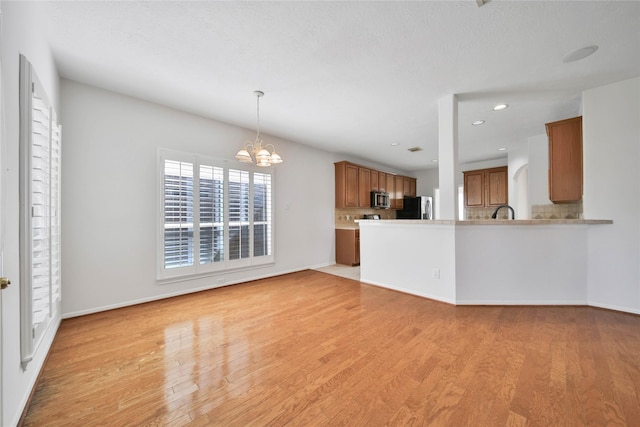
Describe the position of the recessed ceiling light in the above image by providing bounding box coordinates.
[562,45,598,63]
[472,120,485,126]
[391,142,400,146]
[497,147,507,151]
[493,104,508,111]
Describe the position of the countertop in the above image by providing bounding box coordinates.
[355,219,613,225]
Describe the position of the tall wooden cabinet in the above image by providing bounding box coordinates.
[463,166,508,207]
[546,116,583,203]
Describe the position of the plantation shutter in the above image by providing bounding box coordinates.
[199,165,224,264]
[163,160,194,269]
[158,151,275,279]
[19,55,62,365]
[253,172,272,257]
[50,115,62,305]
[30,88,51,328]
[228,169,250,260]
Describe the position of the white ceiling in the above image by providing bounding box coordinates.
[40,1,640,172]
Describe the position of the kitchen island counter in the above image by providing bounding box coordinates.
[356,219,612,225]
[357,219,612,306]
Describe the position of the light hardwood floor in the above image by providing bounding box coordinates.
[23,270,640,426]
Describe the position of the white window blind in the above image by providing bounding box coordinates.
[19,55,62,365]
[228,169,250,261]
[158,150,274,280]
[163,160,194,269]
[199,165,224,265]
[31,91,51,327]
[253,172,272,258]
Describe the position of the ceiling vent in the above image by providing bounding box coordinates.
[407,146,423,153]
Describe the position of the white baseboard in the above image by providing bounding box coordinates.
[62,266,315,319]
[63,267,640,319]
[455,299,588,306]
[360,278,457,305]
[587,301,640,315]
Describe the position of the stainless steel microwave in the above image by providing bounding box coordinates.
[370,191,390,209]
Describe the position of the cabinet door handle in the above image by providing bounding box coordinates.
[0,277,11,290]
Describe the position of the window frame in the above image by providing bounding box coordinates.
[157,149,275,281]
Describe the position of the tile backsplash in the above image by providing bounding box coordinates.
[464,207,511,220]
[339,202,583,224]
[335,208,395,226]
[531,202,583,219]
[465,201,583,220]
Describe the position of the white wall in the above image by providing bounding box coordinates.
[583,77,640,313]
[61,80,340,316]
[507,146,529,218]
[527,133,551,206]
[1,2,61,425]
[414,168,439,197]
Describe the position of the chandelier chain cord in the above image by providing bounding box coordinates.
[256,94,261,141]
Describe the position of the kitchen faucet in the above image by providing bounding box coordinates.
[491,205,515,220]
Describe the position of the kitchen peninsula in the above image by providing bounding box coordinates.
[357,219,612,306]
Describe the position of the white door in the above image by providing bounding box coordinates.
[0,92,4,427]
[0,3,5,421]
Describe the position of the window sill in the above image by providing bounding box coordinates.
[156,261,276,286]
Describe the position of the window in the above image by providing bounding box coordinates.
[19,55,62,366]
[158,150,274,280]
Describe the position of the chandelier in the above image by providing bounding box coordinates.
[235,90,283,167]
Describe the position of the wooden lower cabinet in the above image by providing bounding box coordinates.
[336,229,359,266]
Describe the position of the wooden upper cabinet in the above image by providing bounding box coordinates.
[486,168,508,207]
[546,116,583,203]
[464,170,485,207]
[335,161,416,210]
[335,161,359,208]
[463,166,508,208]
[370,170,379,192]
[378,172,386,192]
[358,167,371,208]
[394,175,404,209]
[386,173,395,205]
[404,177,417,197]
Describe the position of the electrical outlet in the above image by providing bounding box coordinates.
[432,268,440,279]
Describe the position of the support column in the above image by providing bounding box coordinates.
[438,94,459,220]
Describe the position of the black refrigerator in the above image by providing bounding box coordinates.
[396,196,433,220]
